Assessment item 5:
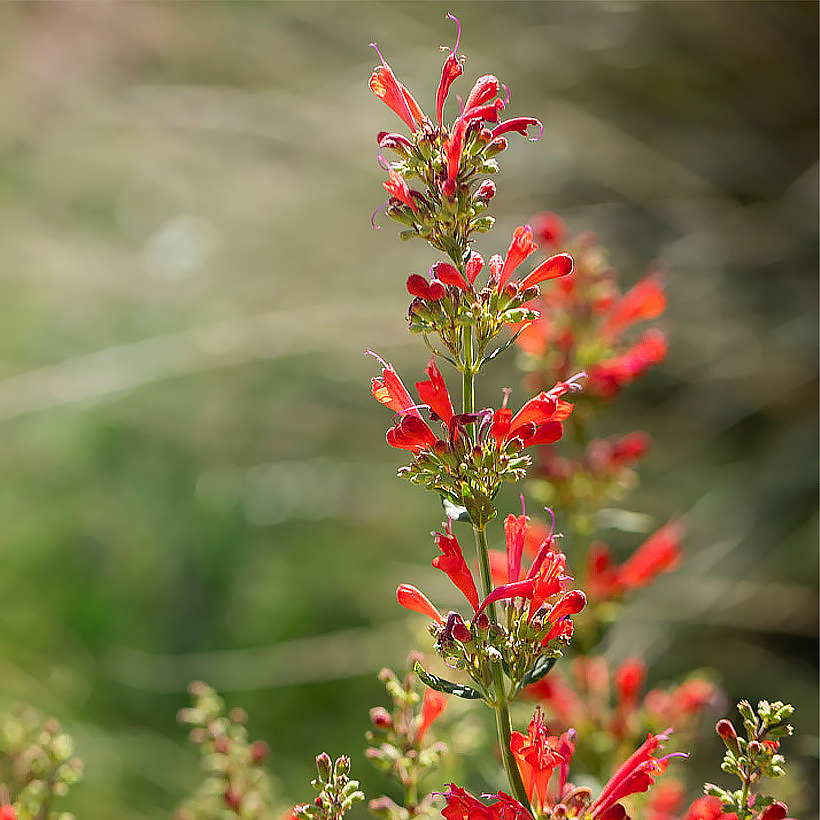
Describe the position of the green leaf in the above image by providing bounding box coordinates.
[442,497,471,523]
[413,661,483,700]
[521,655,557,687]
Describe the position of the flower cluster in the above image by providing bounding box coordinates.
[526,655,718,788]
[366,663,449,820]
[0,705,82,820]
[516,213,667,402]
[443,708,684,819]
[176,682,275,820]
[397,515,586,702]
[370,354,581,526]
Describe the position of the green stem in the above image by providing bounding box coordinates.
[460,327,531,812]
[472,523,532,811]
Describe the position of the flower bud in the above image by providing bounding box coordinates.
[213,736,231,754]
[369,707,393,728]
[758,802,788,820]
[224,786,242,810]
[474,612,490,632]
[485,137,508,158]
[336,755,351,776]
[250,740,269,764]
[451,617,471,643]
[716,719,740,754]
[475,179,496,202]
[315,751,333,782]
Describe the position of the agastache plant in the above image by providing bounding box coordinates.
[365,18,693,820]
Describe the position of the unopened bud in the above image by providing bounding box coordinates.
[224,786,242,810]
[250,740,269,764]
[474,612,490,632]
[336,755,351,776]
[452,617,471,643]
[485,137,508,158]
[213,736,231,754]
[369,707,392,728]
[315,751,332,782]
[758,802,788,820]
[716,719,740,754]
[475,179,496,202]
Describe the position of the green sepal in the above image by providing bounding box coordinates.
[414,661,483,700]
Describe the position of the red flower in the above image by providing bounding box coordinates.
[416,358,455,424]
[369,43,426,131]
[588,730,684,819]
[614,658,647,714]
[441,785,498,820]
[588,328,668,398]
[396,583,444,625]
[432,528,480,611]
[383,167,419,212]
[436,15,464,126]
[442,786,530,820]
[370,355,453,453]
[617,520,683,591]
[533,212,566,248]
[417,689,448,742]
[602,272,666,342]
[510,708,564,812]
[685,797,737,820]
[490,377,581,449]
[497,225,538,291]
[517,253,574,291]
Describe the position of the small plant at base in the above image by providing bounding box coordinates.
[176,681,275,819]
[294,753,364,820]
[701,700,794,820]
[366,660,449,820]
[0,705,82,820]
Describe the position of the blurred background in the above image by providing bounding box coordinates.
[0,1,816,816]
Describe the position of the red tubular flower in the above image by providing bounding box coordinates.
[443,116,468,186]
[757,803,789,820]
[543,589,586,627]
[396,583,444,624]
[383,167,418,212]
[587,541,619,601]
[491,117,543,141]
[510,708,564,812]
[430,261,470,293]
[516,253,574,291]
[386,415,438,452]
[441,785,497,820]
[432,530,480,611]
[463,74,500,114]
[415,358,455,424]
[504,513,528,585]
[602,272,666,341]
[436,15,464,126]
[416,689,448,742]
[685,796,738,820]
[588,328,668,397]
[614,658,647,714]
[465,251,484,284]
[589,730,683,819]
[407,273,446,301]
[533,212,566,248]
[369,43,426,131]
[498,225,538,292]
[617,520,683,591]
[370,357,420,417]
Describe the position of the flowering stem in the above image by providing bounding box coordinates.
[471,523,532,812]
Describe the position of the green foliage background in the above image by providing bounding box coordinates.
[0,2,816,816]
